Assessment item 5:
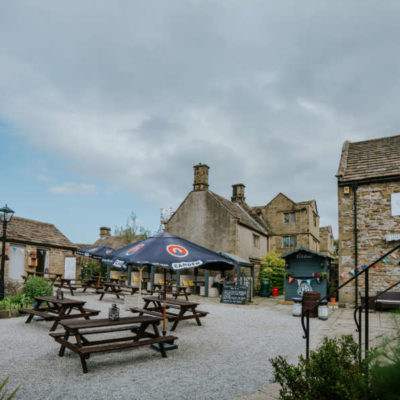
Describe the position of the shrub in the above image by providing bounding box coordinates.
[259,253,286,294]
[24,276,53,300]
[369,311,400,400]
[0,293,32,310]
[270,335,373,400]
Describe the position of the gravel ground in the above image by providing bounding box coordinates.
[0,293,326,400]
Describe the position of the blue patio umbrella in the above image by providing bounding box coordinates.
[77,246,114,260]
[102,232,236,335]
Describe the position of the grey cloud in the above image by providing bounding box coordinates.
[1,0,400,236]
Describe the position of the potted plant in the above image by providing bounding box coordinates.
[328,285,337,303]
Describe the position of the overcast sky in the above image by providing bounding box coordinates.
[1,1,400,243]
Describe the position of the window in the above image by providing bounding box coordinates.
[284,212,296,224]
[283,236,296,248]
[253,234,260,249]
[313,213,317,227]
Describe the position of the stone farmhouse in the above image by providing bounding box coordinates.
[252,193,323,255]
[166,164,269,280]
[1,216,77,284]
[337,135,400,304]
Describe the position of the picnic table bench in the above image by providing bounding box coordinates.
[53,278,84,296]
[130,296,208,331]
[97,282,139,300]
[22,272,63,284]
[49,316,178,373]
[151,284,191,301]
[19,296,100,331]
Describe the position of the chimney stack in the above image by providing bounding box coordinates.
[193,163,209,191]
[100,226,111,238]
[231,184,246,203]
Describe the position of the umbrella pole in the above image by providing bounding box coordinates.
[163,269,167,336]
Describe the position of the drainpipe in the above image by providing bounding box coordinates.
[353,184,359,307]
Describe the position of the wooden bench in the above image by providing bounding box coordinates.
[131,296,209,331]
[375,291,400,311]
[50,316,178,373]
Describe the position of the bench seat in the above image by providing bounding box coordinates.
[19,309,57,320]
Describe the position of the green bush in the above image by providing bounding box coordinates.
[270,335,373,400]
[24,276,53,300]
[0,293,32,310]
[259,253,286,294]
[369,311,400,400]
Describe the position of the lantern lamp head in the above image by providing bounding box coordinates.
[0,205,14,223]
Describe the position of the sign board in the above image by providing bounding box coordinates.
[220,285,247,305]
[391,193,400,216]
[385,233,400,242]
[64,257,76,280]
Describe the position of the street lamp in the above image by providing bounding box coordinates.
[0,205,15,300]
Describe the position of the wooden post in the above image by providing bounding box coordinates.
[127,265,132,286]
[150,265,155,290]
[205,270,209,297]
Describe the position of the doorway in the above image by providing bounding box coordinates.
[36,249,48,274]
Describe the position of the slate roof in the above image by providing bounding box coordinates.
[337,135,400,183]
[209,191,268,235]
[1,216,76,249]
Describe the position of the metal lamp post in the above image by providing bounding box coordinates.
[0,205,15,300]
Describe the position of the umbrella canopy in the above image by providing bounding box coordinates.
[77,246,114,260]
[101,232,236,271]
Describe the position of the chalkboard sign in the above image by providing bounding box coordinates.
[220,285,247,305]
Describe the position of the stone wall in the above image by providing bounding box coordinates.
[3,242,76,280]
[320,227,335,257]
[167,190,237,254]
[338,182,400,303]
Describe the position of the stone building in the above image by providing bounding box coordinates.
[252,193,322,255]
[337,135,400,304]
[319,226,335,258]
[166,164,269,280]
[0,216,77,284]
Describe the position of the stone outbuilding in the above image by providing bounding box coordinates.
[337,135,400,304]
[319,226,335,258]
[1,216,77,284]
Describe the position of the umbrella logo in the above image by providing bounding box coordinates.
[126,244,144,255]
[90,247,99,252]
[167,245,188,258]
[105,250,113,254]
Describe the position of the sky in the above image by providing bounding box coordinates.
[1,0,400,244]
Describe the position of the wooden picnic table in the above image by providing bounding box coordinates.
[81,278,103,293]
[53,278,83,296]
[97,282,139,301]
[22,272,62,284]
[19,296,100,331]
[130,296,208,331]
[152,284,191,301]
[49,316,178,373]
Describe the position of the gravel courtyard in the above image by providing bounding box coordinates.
[0,293,392,400]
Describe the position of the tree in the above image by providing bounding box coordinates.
[114,212,151,245]
[259,253,286,294]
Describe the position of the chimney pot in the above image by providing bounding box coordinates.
[231,184,246,203]
[100,226,111,238]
